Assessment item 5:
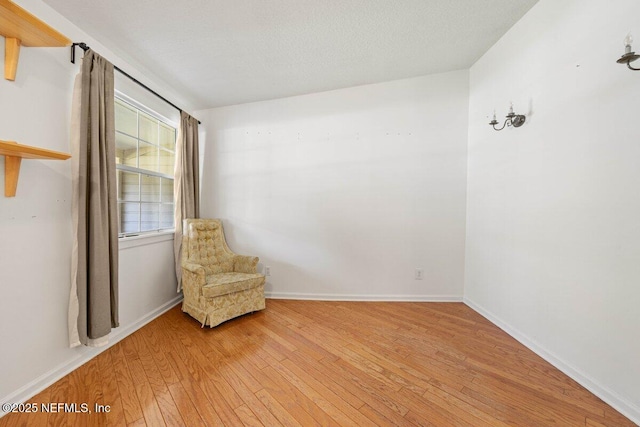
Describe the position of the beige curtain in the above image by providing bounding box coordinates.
[68,50,119,348]
[174,111,200,292]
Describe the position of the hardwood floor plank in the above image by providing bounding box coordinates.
[166,351,243,426]
[111,343,145,424]
[402,351,475,391]
[267,356,361,426]
[586,418,609,427]
[152,390,185,427]
[133,328,180,388]
[126,358,166,427]
[255,389,303,427]
[83,357,108,427]
[219,364,283,426]
[165,329,247,415]
[23,386,51,427]
[258,315,335,361]
[254,364,326,427]
[286,350,365,410]
[131,343,186,426]
[465,354,610,418]
[125,418,146,427]
[280,357,376,426]
[605,407,637,425]
[166,382,205,427]
[65,365,88,427]
[261,364,340,426]
[46,373,69,427]
[422,382,513,427]
[96,349,127,427]
[586,413,637,427]
[338,344,420,393]
[460,384,564,426]
[361,403,419,427]
[223,359,264,393]
[234,404,265,427]
[121,332,141,362]
[334,346,405,392]
[1,300,635,427]
[319,357,410,418]
[174,336,246,410]
[470,372,594,425]
[344,342,431,392]
[129,336,170,398]
[179,380,225,426]
[426,377,543,427]
[2,399,37,427]
[164,352,232,424]
[398,385,484,427]
[404,409,458,427]
[252,321,298,352]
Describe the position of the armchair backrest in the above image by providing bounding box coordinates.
[182,219,234,274]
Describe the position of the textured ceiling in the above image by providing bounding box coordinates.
[43,0,538,110]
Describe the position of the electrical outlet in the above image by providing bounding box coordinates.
[265,266,271,276]
[414,268,424,280]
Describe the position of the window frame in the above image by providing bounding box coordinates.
[115,95,177,238]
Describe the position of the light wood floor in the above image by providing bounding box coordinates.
[0,300,634,426]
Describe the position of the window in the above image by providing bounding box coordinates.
[115,98,176,236]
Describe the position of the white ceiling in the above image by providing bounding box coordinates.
[44,0,538,110]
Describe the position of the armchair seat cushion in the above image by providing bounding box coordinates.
[203,272,264,298]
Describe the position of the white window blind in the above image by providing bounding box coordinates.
[115,97,176,236]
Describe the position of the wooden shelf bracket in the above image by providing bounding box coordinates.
[4,37,20,80]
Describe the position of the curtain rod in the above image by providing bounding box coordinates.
[71,43,201,124]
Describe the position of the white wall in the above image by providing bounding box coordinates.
[198,71,469,300]
[0,0,181,409]
[465,0,640,422]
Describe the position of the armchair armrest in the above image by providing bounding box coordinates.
[232,255,259,274]
[182,262,206,296]
[183,262,205,276]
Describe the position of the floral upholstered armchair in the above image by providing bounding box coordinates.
[181,219,265,327]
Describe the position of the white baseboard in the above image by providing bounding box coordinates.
[266,292,462,302]
[463,297,640,426]
[1,295,183,416]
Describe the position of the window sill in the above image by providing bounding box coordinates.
[119,230,174,250]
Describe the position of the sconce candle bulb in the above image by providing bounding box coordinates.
[489,104,526,131]
[617,33,640,70]
[624,33,633,52]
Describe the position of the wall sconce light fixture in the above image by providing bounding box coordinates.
[489,103,526,131]
[616,33,640,71]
